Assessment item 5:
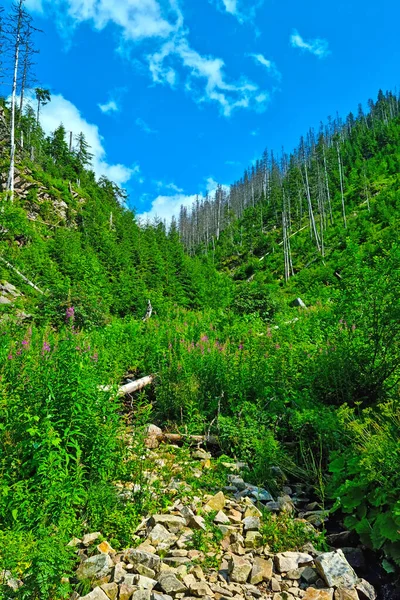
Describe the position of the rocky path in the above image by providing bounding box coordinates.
[66,438,376,600]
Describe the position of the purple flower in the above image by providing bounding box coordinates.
[275,344,280,350]
[16,349,22,356]
[201,335,209,342]
[65,306,75,322]
[42,342,51,354]
[91,353,99,362]
[238,344,244,350]
[7,354,13,360]
[21,340,29,346]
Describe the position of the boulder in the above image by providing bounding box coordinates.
[82,532,102,547]
[291,298,307,309]
[119,584,137,600]
[244,531,262,549]
[100,583,119,600]
[125,550,161,574]
[242,517,260,532]
[133,591,152,600]
[274,552,313,573]
[334,590,358,600]
[148,515,186,534]
[79,587,109,600]
[214,510,230,525]
[204,492,226,512]
[244,505,262,519]
[189,515,206,530]
[189,582,213,596]
[148,524,177,548]
[113,563,127,583]
[356,579,377,600]
[76,554,113,581]
[228,555,252,583]
[315,550,358,589]
[97,541,116,554]
[249,557,273,585]
[303,590,333,600]
[301,567,319,585]
[157,572,187,595]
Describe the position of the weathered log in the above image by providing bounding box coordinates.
[0,256,45,295]
[100,375,154,396]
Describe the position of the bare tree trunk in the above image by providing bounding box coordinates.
[0,256,45,294]
[337,143,347,229]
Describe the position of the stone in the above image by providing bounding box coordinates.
[149,524,177,548]
[79,587,109,600]
[275,552,313,573]
[192,449,212,460]
[76,554,113,581]
[158,572,187,595]
[215,510,230,525]
[204,492,226,512]
[228,477,247,491]
[244,506,262,519]
[356,579,376,600]
[334,590,358,600]
[97,541,116,554]
[244,531,262,549]
[291,298,307,309]
[0,296,11,304]
[67,537,82,547]
[286,568,304,580]
[100,583,119,600]
[249,557,273,585]
[245,486,273,502]
[242,517,260,532]
[163,557,190,567]
[303,590,333,600]
[153,594,174,600]
[137,565,157,579]
[301,567,319,585]
[137,576,158,590]
[189,582,213,596]
[179,505,195,524]
[125,550,161,574]
[113,563,127,583]
[189,515,207,530]
[119,584,137,600]
[183,575,197,588]
[315,550,358,589]
[133,591,152,600]
[229,509,242,523]
[228,555,252,584]
[271,578,281,592]
[148,515,186,534]
[82,532,102,546]
[147,424,162,436]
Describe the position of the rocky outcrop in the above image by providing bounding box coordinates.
[67,441,377,600]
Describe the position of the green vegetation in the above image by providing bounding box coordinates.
[1,77,400,596]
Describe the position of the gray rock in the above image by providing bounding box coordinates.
[148,515,186,534]
[157,572,187,595]
[249,557,273,584]
[113,562,127,583]
[274,552,313,573]
[125,550,161,574]
[245,486,273,502]
[301,567,319,584]
[76,554,113,581]
[0,296,12,304]
[315,550,358,589]
[214,510,230,525]
[228,555,252,583]
[148,524,177,548]
[228,476,247,490]
[291,298,307,309]
[79,587,109,600]
[356,579,377,600]
[242,517,260,532]
[100,583,119,600]
[133,591,152,600]
[82,532,102,547]
[152,594,173,600]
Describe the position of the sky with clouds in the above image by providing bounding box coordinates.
[13,0,400,222]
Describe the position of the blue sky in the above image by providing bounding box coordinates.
[16,0,400,222]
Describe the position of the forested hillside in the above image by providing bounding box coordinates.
[0,3,400,597]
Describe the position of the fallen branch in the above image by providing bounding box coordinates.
[0,256,45,295]
[100,375,154,396]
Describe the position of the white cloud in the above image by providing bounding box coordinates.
[98,99,119,114]
[26,91,136,186]
[249,53,281,80]
[35,0,272,118]
[214,0,265,24]
[25,0,44,12]
[290,29,330,59]
[136,117,158,134]
[148,31,270,117]
[138,176,229,224]
[154,180,184,192]
[36,0,178,41]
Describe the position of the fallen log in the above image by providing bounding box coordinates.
[100,375,154,396]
